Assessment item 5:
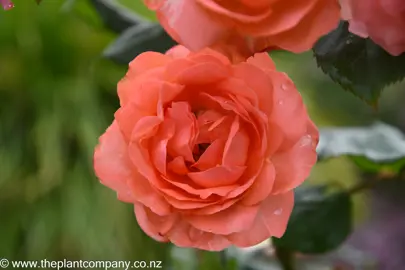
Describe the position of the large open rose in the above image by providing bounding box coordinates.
[341,0,405,56]
[144,0,340,58]
[94,45,318,250]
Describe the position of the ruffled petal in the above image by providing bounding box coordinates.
[242,159,276,205]
[227,191,294,247]
[184,204,259,234]
[157,0,226,51]
[167,221,231,251]
[134,203,177,241]
[94,121,134,203]
[271,119,319,194]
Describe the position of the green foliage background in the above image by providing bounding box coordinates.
[1,0,404,268]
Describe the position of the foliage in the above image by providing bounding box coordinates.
[318,122,405,174]
[273,185,352,254]
[314,22,405,106]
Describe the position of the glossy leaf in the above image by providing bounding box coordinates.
[273,185,352,254]
[314,21,405,105]
[318,122,405,173]
[103,23,176,64]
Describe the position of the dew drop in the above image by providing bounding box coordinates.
[278,100,284,105]
[299,134,312,147]
[274,208,283,215]
[281,84,288,91]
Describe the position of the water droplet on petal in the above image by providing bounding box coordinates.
[299,134,312,147]
[281,84,287,91]
[278,100,284,105]
[274,208,283,215]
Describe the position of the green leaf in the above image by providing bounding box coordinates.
[103,23,176,64]
[89,0,144,33]
[273,185,352,254]
[317,122,405,173]
[313,21,405,105]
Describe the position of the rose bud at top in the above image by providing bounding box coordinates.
[93,45,319,251]
[1,0,14,10]
[143,0,341,60]
[341,0,405,56]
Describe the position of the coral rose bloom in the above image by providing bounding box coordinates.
[341,0,405,56]
[144,0,340,58]
[94,46,318,250]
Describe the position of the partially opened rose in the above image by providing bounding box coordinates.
[94,45,318,250]
[144,0,340,59]
[341,0,405,56]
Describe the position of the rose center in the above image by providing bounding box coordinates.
[193,143,210,161]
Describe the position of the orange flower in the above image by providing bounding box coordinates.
[144,0,340,59]
[93,45,318,251]
[341,0,405,56]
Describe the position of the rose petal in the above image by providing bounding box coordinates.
[127,52,171,77]
[166,102,197,163]
[271,120,318,194]
[128,172,172,216]
[134,203,177,241]
[233,63,274,118]
[267,70,307,150]
[151,121,175,175]
[222,116,250,166]
[184,204,259,234]
[227,191,294,247]
[247,52,276,71]
[161,174,238,199]
[118,79,184,114]
[167,156,190,175]
[193,139,225,171]
[167,221,231,251]
[256,0,340,53]
[188,165,246,188]
[188,49,231,66]
[242,159,276,206]
[131,116,162,141]
[176,62,231,85]
[157,0,226,51]
[165,45,191,59]
[215,78,259,112]
[115,104,149,141]
[117,68,163,107]
[94,121,134,203]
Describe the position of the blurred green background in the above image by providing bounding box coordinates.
[1,0,404,268]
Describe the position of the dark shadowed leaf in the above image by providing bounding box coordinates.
[273,185,352,254]
[89,0,144,33]
[313,21,405,105]
[103,23,176,64]
[317,122,405,174]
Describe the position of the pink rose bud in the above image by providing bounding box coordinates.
[1,0,14,10]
